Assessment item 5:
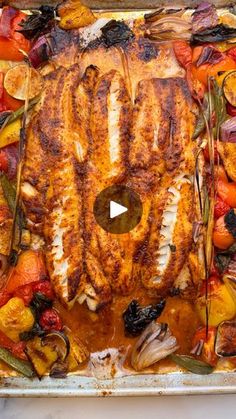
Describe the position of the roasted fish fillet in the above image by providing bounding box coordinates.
[84,69,134,304]
[22,65,98,307]
[21,20,200,309]
[129,77,197,297]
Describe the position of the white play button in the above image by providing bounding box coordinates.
[110,200,128,219]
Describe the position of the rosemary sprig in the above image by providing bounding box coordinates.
[8,65,32,262]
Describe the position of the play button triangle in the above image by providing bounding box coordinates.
[110,200,128,219]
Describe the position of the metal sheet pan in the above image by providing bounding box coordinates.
[1,0,236,397]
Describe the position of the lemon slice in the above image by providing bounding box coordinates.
[4,64,43,101]
[223,71,236,107]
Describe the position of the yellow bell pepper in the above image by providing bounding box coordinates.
[0,119,20,149]
[26,337,58,378]
[196,282,236,327]
[0,297,34,342]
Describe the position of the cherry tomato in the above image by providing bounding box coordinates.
[32,281,54,300]
[226,102,236,117]
[214,195,231,219]
[192,326,218,366]
[213,214,235,249]
[0,290,12,308]
[217,180,236,208]
[173,41,192,69]
[39,308,62,332]
[14,284,33,306]
[0,150,8,172]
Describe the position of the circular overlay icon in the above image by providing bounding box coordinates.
[93,185,143,234]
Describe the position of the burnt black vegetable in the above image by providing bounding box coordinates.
[225,209,236,239]
[18,6,55,40]
[123,299,165,336]
[30,292,53,321]
[20,322,45,341]
[101,20,134,47]
[214,243,236,274]
[191,24,236,45]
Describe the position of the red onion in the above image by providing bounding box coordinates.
[5,144,19,180]
[221,117,236,143]
[226,103,236,117]
[0,6,18,39]
[196,46,224,67]
[192,2,218,34]
[29,35,53,68]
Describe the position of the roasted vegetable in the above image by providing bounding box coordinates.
[225,209,236,239]
[196,276,236,326]
[221,117,236,143]
[0,347,34,377]
[169,354,214,375]
[215,320,236,357]
[39,308,62,332]
[191,24,236,45]
[213,214,235,250]
[214,196,230,219]
[217,180,236,208]
[131,321,178,371]
[191,2,218,34]
[41,331,70,361]
[223,71,236,107]
[191,52,236,86]
[191,326,218,366]
[0,119,20,148]
[146,16,191,41]
[58,0,96,30]
[67,331,89,365]
[4,64,43,101]
[26,336,58,378]
[214,243,236,274]
[5,250,47,293]
[123,299,165,336]
[101,20,134,47]
[18,6,55,40]
[0,10,31,61]
[0,297,34,342]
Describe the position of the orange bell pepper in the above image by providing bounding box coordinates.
[0,11,31,62]
[192,47,236,86]
[5,250,47,293]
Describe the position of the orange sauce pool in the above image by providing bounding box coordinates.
[55,290,200,371]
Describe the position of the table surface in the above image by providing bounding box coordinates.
[0,395,235,419]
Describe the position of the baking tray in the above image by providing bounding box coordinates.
[1,0,236,397]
